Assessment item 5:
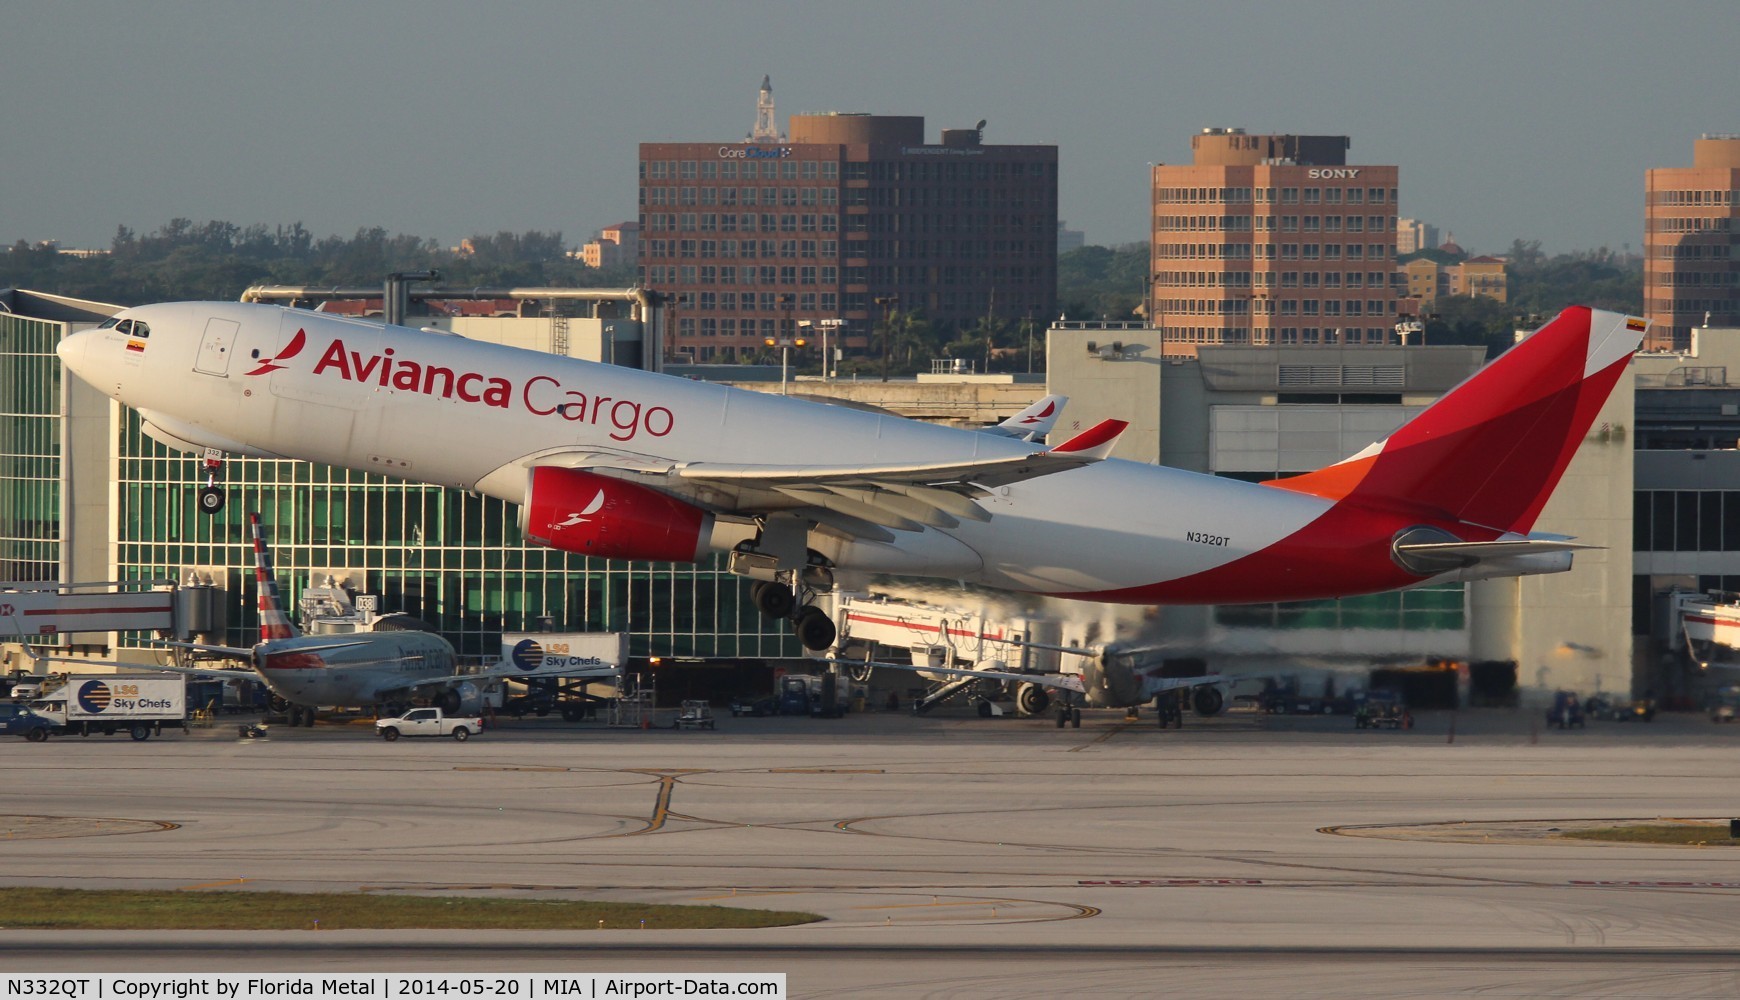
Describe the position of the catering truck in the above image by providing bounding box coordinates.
[30,675,188,740]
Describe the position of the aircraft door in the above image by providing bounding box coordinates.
[194,318,240,376]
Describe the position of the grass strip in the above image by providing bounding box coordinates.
[1558,823,1739,847]
[0,887,821,930]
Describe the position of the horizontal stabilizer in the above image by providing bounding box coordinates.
[1392,535,1597,576]
[1393,538,1598,560]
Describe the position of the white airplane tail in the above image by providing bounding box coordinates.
[249,513,299,641]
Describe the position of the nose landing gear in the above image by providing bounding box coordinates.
[198,448,226,515]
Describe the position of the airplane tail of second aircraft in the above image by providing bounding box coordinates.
[1264,306,1645,535]
[249,513,300,641]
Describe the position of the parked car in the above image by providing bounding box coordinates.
[730,695,778,717]
[1546,690,1586,730]
[0,703,55,742]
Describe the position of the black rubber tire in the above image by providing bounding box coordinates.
[560,704,582,722]
[754,582,796,619]
[381,727,400,741]
[198,486,225,515]
[130,723,151,741]
[1071,708,1082,729]
[793,606,836,651]
[25,728,48,742]
[1056,710,1067,728]
[1192,686,1225,717]
[453,727,470,741]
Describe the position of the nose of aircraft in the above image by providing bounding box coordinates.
[55,330,93,376]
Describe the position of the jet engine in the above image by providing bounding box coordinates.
[522,466,713,563]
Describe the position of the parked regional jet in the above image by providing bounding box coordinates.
[57,305,1645,654]
[159,514,618,725]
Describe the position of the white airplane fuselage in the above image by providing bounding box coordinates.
[58,302,1634,605]
[254,630,458,707]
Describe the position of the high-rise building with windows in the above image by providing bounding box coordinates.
[1150,129,1399,353]
[1644,135,1740,351]
[640,91,1057,363]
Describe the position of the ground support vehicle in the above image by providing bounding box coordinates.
[375,707,483,741]
[29,675,188,740]
[677,700,716,730]
[1547,691,1586,730]
[1711,688,1740,723]
[0,703,55,741]
[1353,691,1413,730]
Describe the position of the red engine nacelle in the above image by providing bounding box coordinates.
[522,466,711,563]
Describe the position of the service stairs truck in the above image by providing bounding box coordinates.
[30,674,188,740]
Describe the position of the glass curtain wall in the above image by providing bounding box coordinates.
[0,315,62,582]
[113,410,796,659]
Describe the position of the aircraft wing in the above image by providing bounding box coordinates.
[382,662,624,695]
[821,656,1087,694]
[496,418,1128,543]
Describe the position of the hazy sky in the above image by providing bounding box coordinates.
[7,1,1736,256]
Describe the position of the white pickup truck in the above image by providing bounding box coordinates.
[375,707,484,741]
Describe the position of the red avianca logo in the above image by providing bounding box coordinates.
[246,328,307,376]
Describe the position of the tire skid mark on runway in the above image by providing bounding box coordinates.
[1066,723,1131,752]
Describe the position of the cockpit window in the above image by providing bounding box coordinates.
[115,320,133,335]
[131,321,150,338]
[97,317,121,329]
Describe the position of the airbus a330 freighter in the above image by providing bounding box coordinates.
[57,304,1645,651]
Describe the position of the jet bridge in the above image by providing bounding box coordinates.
[0,580,179,639]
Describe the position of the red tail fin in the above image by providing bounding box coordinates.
[1265,307,1644,534]
[249,513,299,641]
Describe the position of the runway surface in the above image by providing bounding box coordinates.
[2,708,1738,997]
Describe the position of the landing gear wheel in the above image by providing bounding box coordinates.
[198,486,225,515]
[752,582,796,619]
[793,606,836,651]
[1056,709,1068,728]
[1192,686,1224,717]
[1071,708,1082,729]
[286,705,302,727]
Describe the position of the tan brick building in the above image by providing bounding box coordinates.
[1644,135,1740,351]
[1151,129,1399,353]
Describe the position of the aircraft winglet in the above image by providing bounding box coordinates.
[1047,419,1127,460]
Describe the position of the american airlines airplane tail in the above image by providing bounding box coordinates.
[1266,306,1637,534]
[249,513,299,641]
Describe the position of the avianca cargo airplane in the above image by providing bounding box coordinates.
[56,304,1645,652]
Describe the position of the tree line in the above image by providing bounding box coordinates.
[3,220,1642,369]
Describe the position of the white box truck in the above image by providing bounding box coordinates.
[31,675,188,740]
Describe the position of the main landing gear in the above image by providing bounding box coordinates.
[198,448,226,515]
[752,579,836,652]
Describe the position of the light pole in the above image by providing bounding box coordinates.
[764,329,808,395]
[817,318,843,380]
